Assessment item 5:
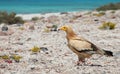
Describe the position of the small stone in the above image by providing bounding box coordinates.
[26,38,31,41]
[40,47,48,52]
[0,31,8,36]
[5,60,12,64]
[29,25,35,30]
[60,12,68,14]
[94,19,99,21]
[16,24,23,26]
[1,26,8,31]
[0,64,6,68]
[32,59,38,63]
[15,60,20,63]
[45,52,49,54]
[31,67,35,70]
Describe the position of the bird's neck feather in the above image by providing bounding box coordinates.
[66,29,77,40]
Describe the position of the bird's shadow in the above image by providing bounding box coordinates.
[86,64,102,67]
[76,64,103,67]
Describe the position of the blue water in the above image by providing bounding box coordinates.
[0,0,120,14]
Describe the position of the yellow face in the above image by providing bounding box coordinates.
[59,26,68,31]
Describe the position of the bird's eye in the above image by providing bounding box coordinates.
[63,27,66,29]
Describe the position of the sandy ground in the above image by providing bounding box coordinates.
[0,10,120,74]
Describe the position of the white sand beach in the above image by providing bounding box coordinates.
[0,10,120,74]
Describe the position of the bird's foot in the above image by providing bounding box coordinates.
[84,61,92,66]
[76,61,93,66]
[84,62,102,67]
[76,61,84,66]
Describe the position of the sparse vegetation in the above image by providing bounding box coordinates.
[31,17,39,21]
[96,3,120,11]
[111,10,115,13]
[0,55,10,59]
[99,22,116,30]
[11,55,22,62]
[44,24,58,32]
[0,11,24,25]
[19,27,25,30]
[31,46,40,53]
[84,11,92,15]
[51,25,58,31]
[44,28,50,32]
[93,12,105,17]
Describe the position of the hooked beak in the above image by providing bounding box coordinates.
[58,27,62,31]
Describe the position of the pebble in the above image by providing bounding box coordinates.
[40,47,48,52]
[1,26,8,31]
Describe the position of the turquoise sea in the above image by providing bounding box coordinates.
[0,0,120,14]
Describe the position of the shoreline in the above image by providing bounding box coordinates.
[17,9,120,20]
[17,10,92,20]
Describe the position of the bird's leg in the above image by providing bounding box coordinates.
[77,60,85,66]
[77,58,92,66]
[77,57,85,66]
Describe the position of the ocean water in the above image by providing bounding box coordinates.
[0,0,120,14]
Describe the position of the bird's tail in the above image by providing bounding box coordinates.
[96,49,113,56]
[103,50,113,56]
[89,42,113,56]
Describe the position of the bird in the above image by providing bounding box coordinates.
[59,25,113,65]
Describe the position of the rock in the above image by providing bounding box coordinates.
[0,64,6,69]
[1,26,8,31]
[13,42,23,45]
[51,25,58,31]
[31,67,35,70]
[6,28,14,35]
[94,19,99,21]
[5,60,12,64]
[46,25,53,28]
[0,31,8,36]
[47,15,59,23]
[40,47,48,52]
[29,25,35,30]
[0,28,14,36]
[26,38,31,41]
[60,12,68,14]
[16,24,23,26]
[32,59,38,64]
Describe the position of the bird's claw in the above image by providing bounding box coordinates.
[76,61,92,66]
[76,61,84,66]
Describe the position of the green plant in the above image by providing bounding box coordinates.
[19,27,25,30]
[14,16,24,24]
[31,17,39,21]
[44,28,50,32]
[1,55,10,59]
[99,22,116,30]
[11,55,22,62]
[93,12,105,17]
[111,10,115,13]
[52,25,57,29]
[51,25,58,31]
[0,11,24,24]
[96,3,120,11]
[31,46,40,53]
[84,12,92,15]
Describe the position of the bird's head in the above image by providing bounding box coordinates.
[58,25,71,32]
[58,25,76,38]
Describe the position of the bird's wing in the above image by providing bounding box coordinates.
[69,37,105,55]
[69,39,93,51]
[73,36,100,51]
